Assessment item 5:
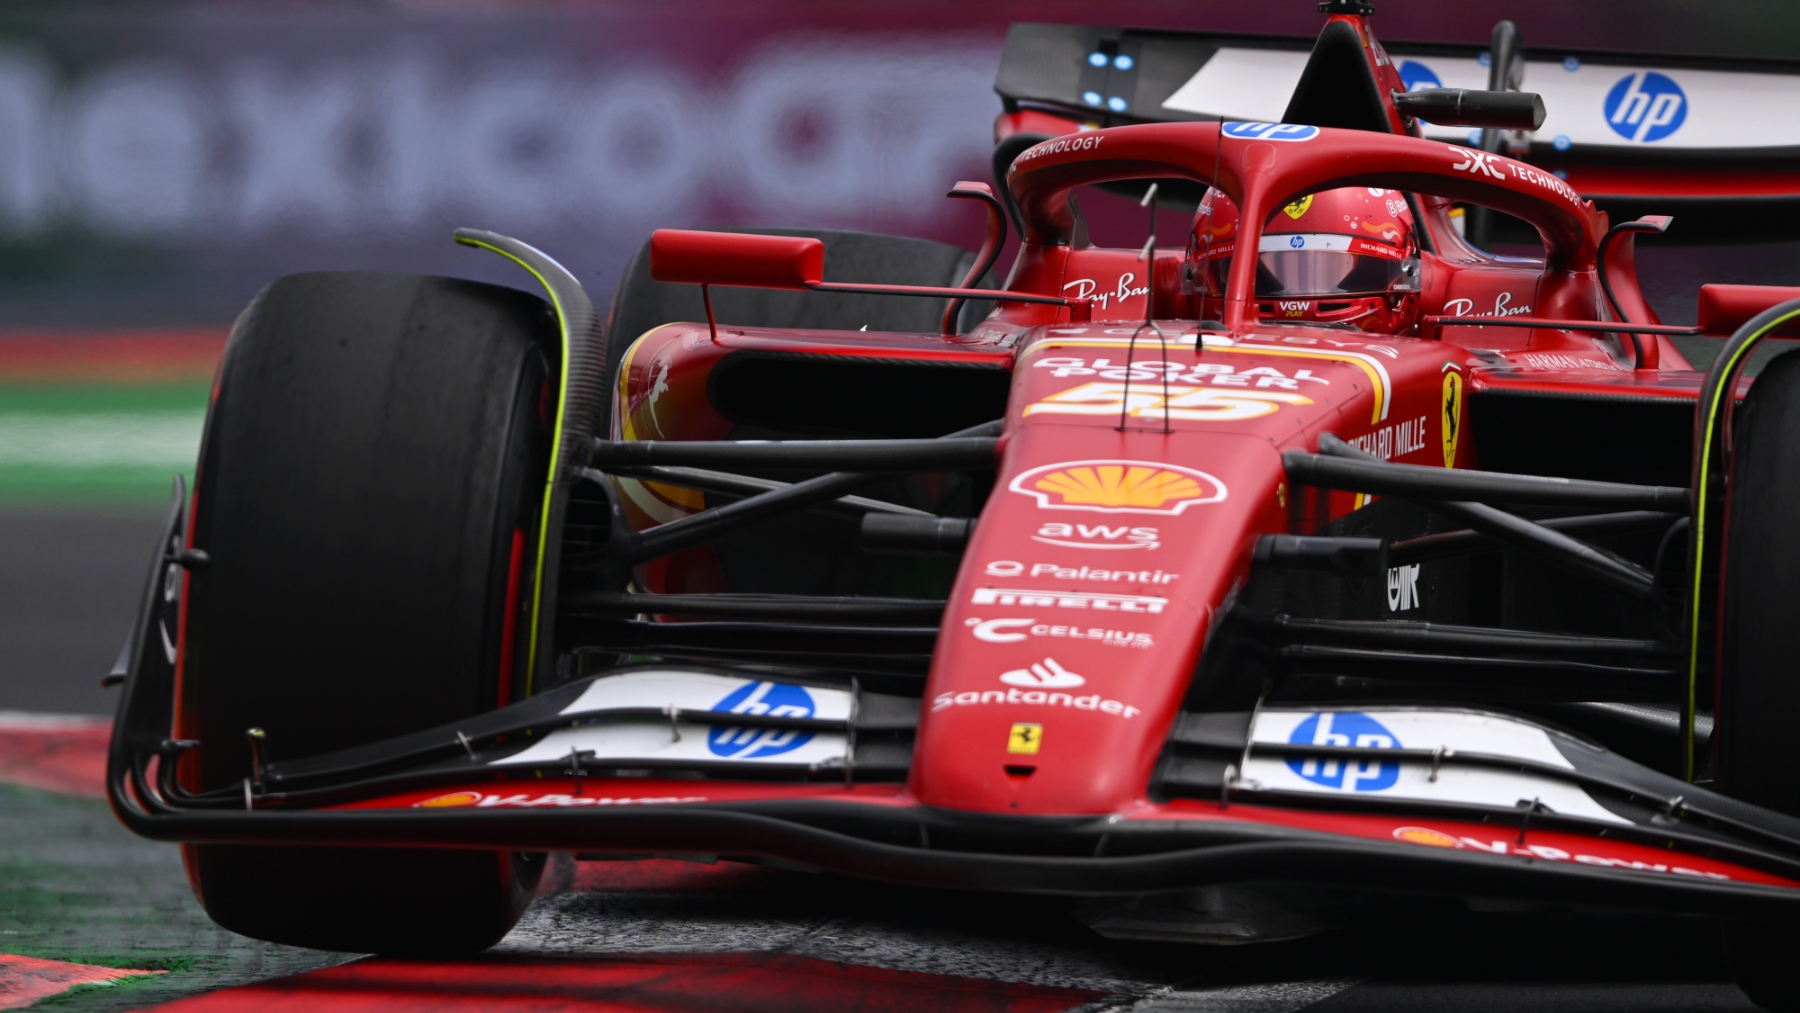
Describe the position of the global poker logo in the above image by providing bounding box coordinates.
[707,681,815,759]
[1604,72,1686,143]
[1286,711,1401,792]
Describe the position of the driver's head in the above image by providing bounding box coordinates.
[1185,186,1422,334]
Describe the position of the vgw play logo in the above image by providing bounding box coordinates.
[1604,72,1687,143]
[707,681,815,759]
[1286,712,1401,792]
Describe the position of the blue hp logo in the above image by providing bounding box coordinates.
[1604,72,1686,143]
[1289,235,1305,249]
[1397,61,1442,125]
[1222,122,1320,142]
[1286,712,1401,792]
[1397,60,1441,93]
[707,681,815,758]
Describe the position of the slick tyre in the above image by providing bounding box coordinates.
[178,272,556,954]
[1720,348,1800,1010]
[1723,922,1800,1013]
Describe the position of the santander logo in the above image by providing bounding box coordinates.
[999,657,1086,689]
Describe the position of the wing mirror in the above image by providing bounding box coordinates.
[649,230,824,291]
[646,227,1072,339]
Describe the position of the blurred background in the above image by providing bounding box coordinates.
[3,0,1796,715]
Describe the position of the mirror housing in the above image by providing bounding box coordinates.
[1699,284,1800,337]
[649,230,824,290]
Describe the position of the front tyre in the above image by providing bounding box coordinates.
[1717,348,1800,1009]
[179,272,556,953]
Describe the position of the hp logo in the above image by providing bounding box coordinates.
[1397,60,1441,93]
[1289,235,1305,249]
[1397,61,1441,125]
[1222,121,1320,142]
[1286,711,1401,792]
[1604,72,1686,143]
[707,681,815,759]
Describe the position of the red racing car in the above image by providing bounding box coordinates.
[107,3,1800,1008]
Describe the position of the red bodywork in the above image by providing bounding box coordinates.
[125,10,1800,919]
[597,102,1728,822]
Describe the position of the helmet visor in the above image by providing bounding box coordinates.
[1255,234,1416,297]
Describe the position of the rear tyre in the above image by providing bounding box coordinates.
[179,272,556,953]
[1718,348,1800,1007]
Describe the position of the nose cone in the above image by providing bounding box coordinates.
[908,423,1287,816]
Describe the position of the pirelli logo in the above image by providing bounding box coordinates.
[970,587,1168,614]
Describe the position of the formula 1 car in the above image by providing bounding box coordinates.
[106,3,1800,1008]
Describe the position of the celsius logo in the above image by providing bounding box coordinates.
[999,657,1086,689]
[1286,712,1401,792]
[707,681,814,759]
[1221,121,1320,142]
[1397,60,1441,93]
[1604,72,1686,143]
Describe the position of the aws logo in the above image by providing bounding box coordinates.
[1604,72,1686,143]
[1009,460,1227,516]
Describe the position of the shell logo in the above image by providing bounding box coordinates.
[415,790,484,809]
[1008,460,1227,516]
[1392,826,1462,849]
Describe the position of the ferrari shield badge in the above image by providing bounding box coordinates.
[1283,194,1314,219]
[1441,369,1463,468]
[1007,723,1044,754]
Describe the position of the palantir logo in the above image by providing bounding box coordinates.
[1286,712,1401,792]
[1222,121,1320,142]
[707,681,815,759]
[1604,72,1686,143]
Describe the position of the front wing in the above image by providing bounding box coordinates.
[110,484,1800,920]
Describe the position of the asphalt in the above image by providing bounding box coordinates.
[0,777,1768,1011]
[0,507,167,716]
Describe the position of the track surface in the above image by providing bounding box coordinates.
[0,509,168,716]
[0,749,1769,1012]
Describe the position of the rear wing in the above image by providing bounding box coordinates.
[995,22,1800,233]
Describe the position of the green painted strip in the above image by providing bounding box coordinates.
[0,384,208,503]
[0,785,348,1011]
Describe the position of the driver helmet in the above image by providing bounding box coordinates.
[1185,186,1422,333]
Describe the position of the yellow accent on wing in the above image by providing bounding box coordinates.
[454,237,570,697]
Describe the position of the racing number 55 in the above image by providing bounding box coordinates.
[1025,382,1313,422]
